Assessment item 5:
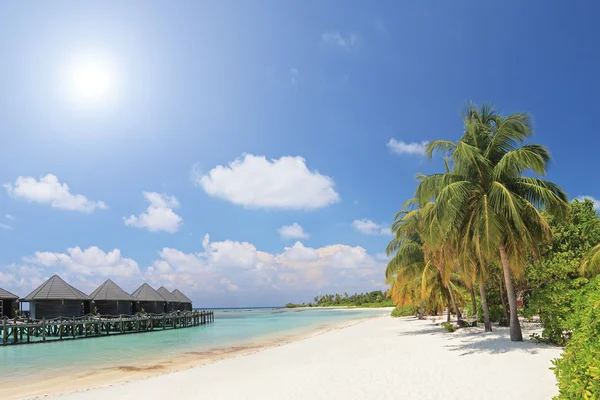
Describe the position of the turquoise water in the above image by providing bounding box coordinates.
[0,308,386,384]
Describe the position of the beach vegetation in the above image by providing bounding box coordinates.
[386,103,568,341]
[390,304,417,317]
[285,291,395,308]
[551,276,600,399]
[441,322,456,332]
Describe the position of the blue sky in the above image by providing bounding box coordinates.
[1,1,600,307]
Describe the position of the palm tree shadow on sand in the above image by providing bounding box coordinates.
[397,319,556,356]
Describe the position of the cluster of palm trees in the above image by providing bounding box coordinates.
[385,104,568,341]
[312,291,388,306]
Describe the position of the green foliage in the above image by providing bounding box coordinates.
[390,304,416,317]
[441,322,456,332]
[287,291,394,308]
[522,278,589,345]
[524,199,600,289]
[552,276,600,399]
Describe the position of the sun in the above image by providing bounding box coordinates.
[63,53,118,106]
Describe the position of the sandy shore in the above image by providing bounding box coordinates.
[21,315,562,400]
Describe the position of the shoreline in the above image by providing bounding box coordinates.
[2,310,389,400]
[3,311,561,400]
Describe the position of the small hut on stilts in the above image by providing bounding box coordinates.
[131,283,165,314]
[21,275,91,320]
[0,288,19,318]
[89,279,135,316]
[171,289,193,311]
[156,286,179,313]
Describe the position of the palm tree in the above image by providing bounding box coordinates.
[386,201,466,322]
[418,104,568,341]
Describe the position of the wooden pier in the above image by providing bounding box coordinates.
[1,310,214,346]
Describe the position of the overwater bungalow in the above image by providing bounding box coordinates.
[0,288,19,318]
[21,275,91,320]
[89,279,135,316]
[171,289,193,311]
[131,283,165,314]
[156,286,179,313]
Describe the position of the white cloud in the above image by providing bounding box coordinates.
[220,277,240,292]
[0,223,13,230]
[196,154,340,210]
[575,195,600,210]
[202,234,259,269]
[145,235,384,295]
[387,139,429,156]
[321,31,359,49]
[278,223,309,239]
[375,252,391,261]
[5,214,15,220]
[23,246,142,279]
[124,192,183,233]
[3,174,107,213]
[352,218,393,236]
[280,241,320,262]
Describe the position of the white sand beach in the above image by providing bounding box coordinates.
[39,315,561,400]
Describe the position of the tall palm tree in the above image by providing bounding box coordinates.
[417,104,568,341]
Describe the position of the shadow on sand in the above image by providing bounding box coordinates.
[397,318,556,356]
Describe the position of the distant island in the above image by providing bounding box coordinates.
[285,290,395,308]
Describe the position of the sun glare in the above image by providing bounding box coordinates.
[63,53,118,107]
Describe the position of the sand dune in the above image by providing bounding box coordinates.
[44,315,561,400]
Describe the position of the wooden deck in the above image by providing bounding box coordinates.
[1,310,214,346]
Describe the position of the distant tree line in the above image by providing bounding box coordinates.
[285,290,395,308]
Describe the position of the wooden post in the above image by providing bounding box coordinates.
[150,315,153,331]
[13,315,17,343]
[120,315,123,333]
[27,325,30,343]
[72,317,76,339]
[42,318,46,342]
[163,314,166,330]
[136,316,140,333]
[2,319,7,345]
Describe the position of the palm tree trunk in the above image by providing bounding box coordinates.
[499,244,523,342]
[498,273,510,326]
[469,286,477,327]
[419,300,424,319]
[447,285,465,327]
[478,276,492,332]
[446,297,451,323]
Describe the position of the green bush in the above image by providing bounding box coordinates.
[552,276,600,399]
[461,289,507,326]
[522,277,589,345]
[390,304,416,317]
[441,322,456,332]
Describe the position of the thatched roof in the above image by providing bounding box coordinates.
[22,275,90,301]
[90,279,135,301]
[171,289,192,304]
[156,286,179,303]
[131,283,165,302]
[0,287,18,300]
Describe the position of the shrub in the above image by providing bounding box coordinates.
[522,277,589,345]
[552,276,600,399]
[441,322,455,332]
[390,304,416,317]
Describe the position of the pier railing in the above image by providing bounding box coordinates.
[1,310,214,346]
